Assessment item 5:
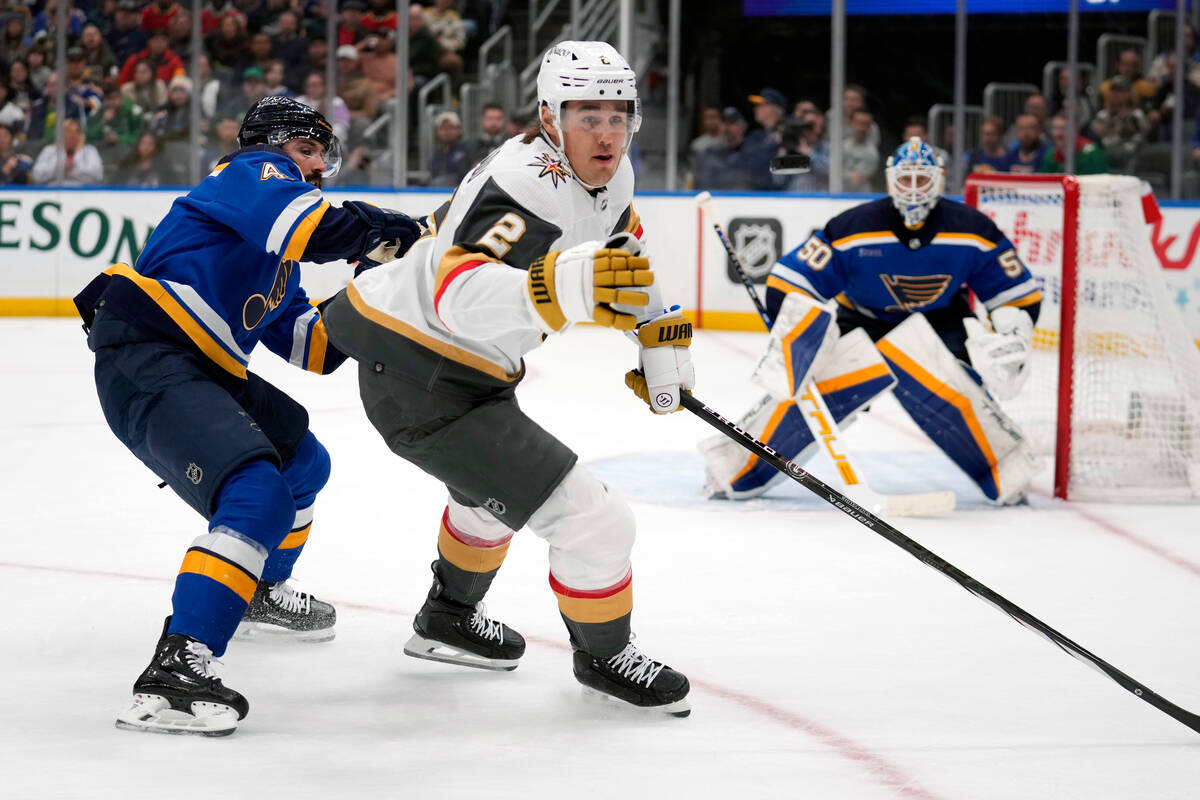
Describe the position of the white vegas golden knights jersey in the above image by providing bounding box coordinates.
[342,132,644,383]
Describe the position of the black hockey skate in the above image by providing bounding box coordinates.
[115,617,249,736]
[234,579,336,643]
[403,579,525,671]
[573,639,691,717]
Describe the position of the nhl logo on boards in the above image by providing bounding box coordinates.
[483,497,507,516]
[186,463,203,485]
[726,218,783,283]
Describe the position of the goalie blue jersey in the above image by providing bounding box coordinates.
[767,197,1040,325]
[93,147,338,378]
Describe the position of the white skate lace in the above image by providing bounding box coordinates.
[468,602,505,643]
[268,581,312,615]
[606,642,665,687]
[184,640,219,679]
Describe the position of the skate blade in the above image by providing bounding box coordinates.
[114,694,239,736]
[402,633,519,672]
[233,620,336,644]
[580,686,692,718]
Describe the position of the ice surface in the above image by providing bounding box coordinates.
[4,319,1200,799]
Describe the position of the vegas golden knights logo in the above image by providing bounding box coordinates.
[527,256,551,305]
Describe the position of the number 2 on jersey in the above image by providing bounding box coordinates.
[479,212,527,257]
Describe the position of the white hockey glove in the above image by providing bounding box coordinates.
[526,233,654,333]
[625,305,695,414]
[963,306,1034,401]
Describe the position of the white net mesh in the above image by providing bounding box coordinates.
[969,174,1200,501]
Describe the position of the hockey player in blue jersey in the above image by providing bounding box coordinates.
[73,96,423,736]
[702,138,1042,505]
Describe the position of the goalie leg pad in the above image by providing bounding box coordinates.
[752,292,838,399]
[878,314,1039,504]
[704,331,896,499]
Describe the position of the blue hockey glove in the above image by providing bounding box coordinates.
[342,200,425,274]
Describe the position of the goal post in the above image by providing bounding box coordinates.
[965,172,1200,502]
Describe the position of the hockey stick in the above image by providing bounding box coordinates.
[695,191,954,516]
[680,391,1200,736]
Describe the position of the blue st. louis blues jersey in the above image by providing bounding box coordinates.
[766,197,1041,325]
[91,148,341,378]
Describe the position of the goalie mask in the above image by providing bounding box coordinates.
[536,40,641,189]
[238,96,342,178]
[885,137,945,229]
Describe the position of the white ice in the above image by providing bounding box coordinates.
[4,318,1200,800]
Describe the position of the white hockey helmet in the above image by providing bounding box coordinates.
[885,137,945,228]
[536,41,641,182]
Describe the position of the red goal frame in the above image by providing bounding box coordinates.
[964,173,1079,499]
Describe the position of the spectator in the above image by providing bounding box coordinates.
[263,60,293,98]
[1147,23,1200,89]
[902,117,949,164]
[425,0,466,59]
[140,0,181,35]
[200,0,242,35]
[108,0,148,68]
[359,33,398,101]
[838,83,880,147]
[336,44,379,141]
[694,106,755,190]
[88,77,143,166]
[428,109,468,186]
[122,58,168,116]
[118,30,185,87]
[1024,93,1050,132]
[295,70,350,142]
[26,42,50,90]
[745,86,786,190]
[1,14,27,65]
[689,105,721,167]
[306,32,329,77]
[79,23,117,82]
[784,103,830,192]
[219,66,267,119]
[409,2,457,85]
[150,74,193,143]
[65,47,104,115]
[1146,52,1200,143]
[363,0,397,33]
[965,116,1009,173]
[1100,49,1157,111]
[204,12,247,74]
[338,0,369,47]
[31,116,103,184]
[1004,113,1048,173]
[842,108,879,191]
[0,124,33,185]
[1042,112,1108,174]
[469,100,507,162]
[201,114,239,169]
[1087,74,1149,170]
[269,11,310,91]
[165,9,194,62]
[6,59,39,126]
[32,0,86,42]
[239,31,275,79]
[1049,67,1096,130]
[0,82,24,131]
[194,54,222,122]
[118,130,179,186]
[26,71,99,142]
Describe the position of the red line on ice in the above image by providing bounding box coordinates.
[0,559,946,800]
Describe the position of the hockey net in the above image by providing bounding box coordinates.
[965,173,1200,502]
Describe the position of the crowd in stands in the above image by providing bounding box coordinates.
[0,0,510,187]
[689,24,1200,195]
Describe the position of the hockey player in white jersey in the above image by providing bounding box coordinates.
[323,41,693,715]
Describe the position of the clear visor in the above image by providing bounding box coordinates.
[556,103,640,154]
[271,131,343,179]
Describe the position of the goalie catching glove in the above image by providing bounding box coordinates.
[526,233,655,332]
[963,306,1034,401]
[625,305,695,414]
[342,200,425,274]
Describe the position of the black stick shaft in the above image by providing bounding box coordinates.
[681,392,1200,736]
[710,221,772,329]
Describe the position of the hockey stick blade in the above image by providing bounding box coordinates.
[879,490,957,518]
[681,392,1200,736]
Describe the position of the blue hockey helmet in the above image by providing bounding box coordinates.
[885,137,945,228]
